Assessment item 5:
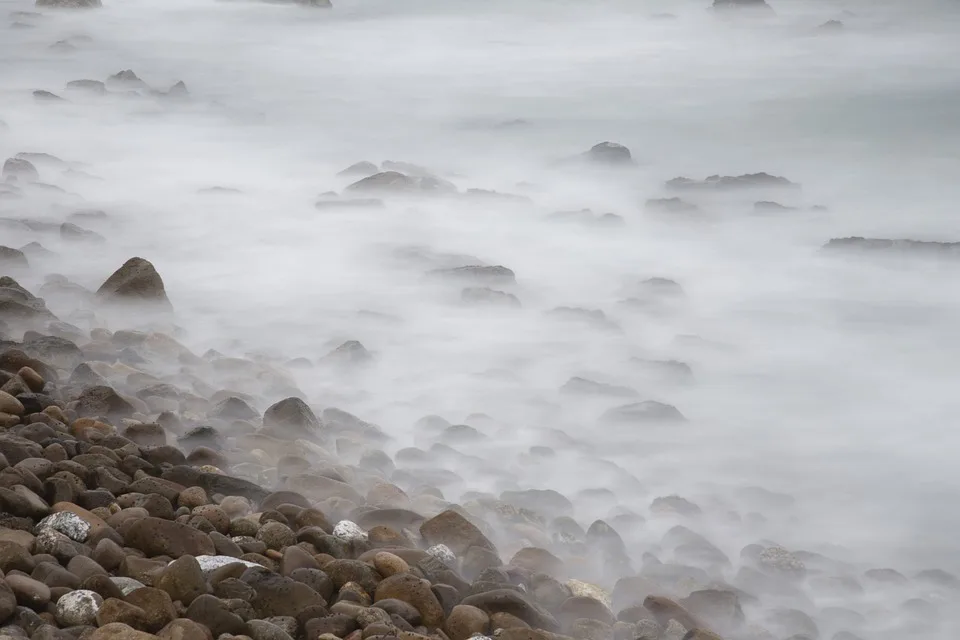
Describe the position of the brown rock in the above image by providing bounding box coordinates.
[124,517,215,558]
[125,587,177,632]
[156,555,208,605]
[6,573,51,607]
[445,604,489,640]
[559,597,615,626]
[374,573,445,628]
[373,552,409,578]
[158,618,213,640]
[510,548,565,577]
[185,594,249,637]
[419,510,495,556]
[89,623,161,640]
[0,539,35,573]
[460,589,559,632]
[682,631,724,640]
[97,258,172,309]
[642,597,700,632]
[0,390,24,416]
[241,566,329,618]
[490,612,530,630]
[97,598,151,629]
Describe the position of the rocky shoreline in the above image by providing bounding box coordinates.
[4,2,960,640]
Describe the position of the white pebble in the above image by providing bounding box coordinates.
[426,544,456,565]
[36,512,91,543]
[333,520,367,542]
[110,577,146,595]
[55,590,102,626]
[194,555,261,577]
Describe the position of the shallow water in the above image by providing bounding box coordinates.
[4,0,960,637]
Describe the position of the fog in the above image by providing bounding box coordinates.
[4,0,960,637]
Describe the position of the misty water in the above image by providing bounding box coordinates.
[3,0,960,638]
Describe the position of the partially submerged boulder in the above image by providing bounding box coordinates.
[583,142,634,166]
[36,0,102,7]
[822,237,960,257]
[97,257,172,309]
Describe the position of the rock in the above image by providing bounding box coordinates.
[758,546,805,577]
[680,590,744,633]
[158,618,213,640]
[89,623,159,640]
[822,237,960,257]
[560,377,637,398]
[125,587,177,632]
[34,90,65,101]
[6,573,51,607]
[0,579,15,621]
[446,604,490,640]
[97,258,172,309]
[194,556,260,577]
[61,222,106,243]
[1,159,39,182]
[0,390,24,416]
[338,161,378,177]
[262,397,322,438]
[74,386,136,420]
[0,247,29,270]
[241,566,328,618]
[37,0,102,6]
[185,595,248,637]
[819,19,844,31]
[35,511,91,542]
[429,266,516,286]
[600,401,686,425]
[55,589,103,626]
[125,517,215,558]
[256,522,296,550]
[374,573,446,628]
[67,79,107,93]
[247,620,294,640]
[156,555,208,605]
[461,288,521,308]
[460,589,558,632]
[666,173,794,190]
[643,597,700,632]
[345,171,455,195]
[712,0,773,11]
[583,142,633,166]
[420,510,496,556]
[332,520,367,543]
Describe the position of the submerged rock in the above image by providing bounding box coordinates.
[36,0,102,7]
[601,401,686,425]
[822,237,960,256]
[2,158,40,182]
[712,0,773,12]
[666,173,795,190]
[583,142,634,166]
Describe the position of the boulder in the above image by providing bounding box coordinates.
[97,257,172,309]
[262,396,322,438]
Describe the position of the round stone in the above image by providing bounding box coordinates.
[426,544,456,565]
[55,589,103,626]
[332,520,367,542]
[35,512,91,543]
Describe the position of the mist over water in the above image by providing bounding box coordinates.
[4,0,960,637]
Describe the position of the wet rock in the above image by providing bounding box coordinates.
[819,19,844,31]
[74,386,136,420]
[125,517,215,558]
[0,247,29,269]
[420,510,496,556]
[666,173,793,190]
[66,79,107,93]
[2,159,39,182]
[241,566,328,618]
[156,555,208,605]
[97,258,172,309]
[61,222,106,243]
[346,171,455,195]
[560,378,638,398]
[461,288,521,308]
[262,397,322,438]
[460,589,558,632]
[36,0,102,7]
[338,161,378,177]
[712,0,773,11]
[185,594,248,637]
[600,401,686,425]
[33,90,65,102]
[429,265,516,286]
[374,573,446,628]
[679,590,744,633]
[644,198,699,215]
[55,589,103,626]
[642,597,699,632]
[583,142,633,166]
